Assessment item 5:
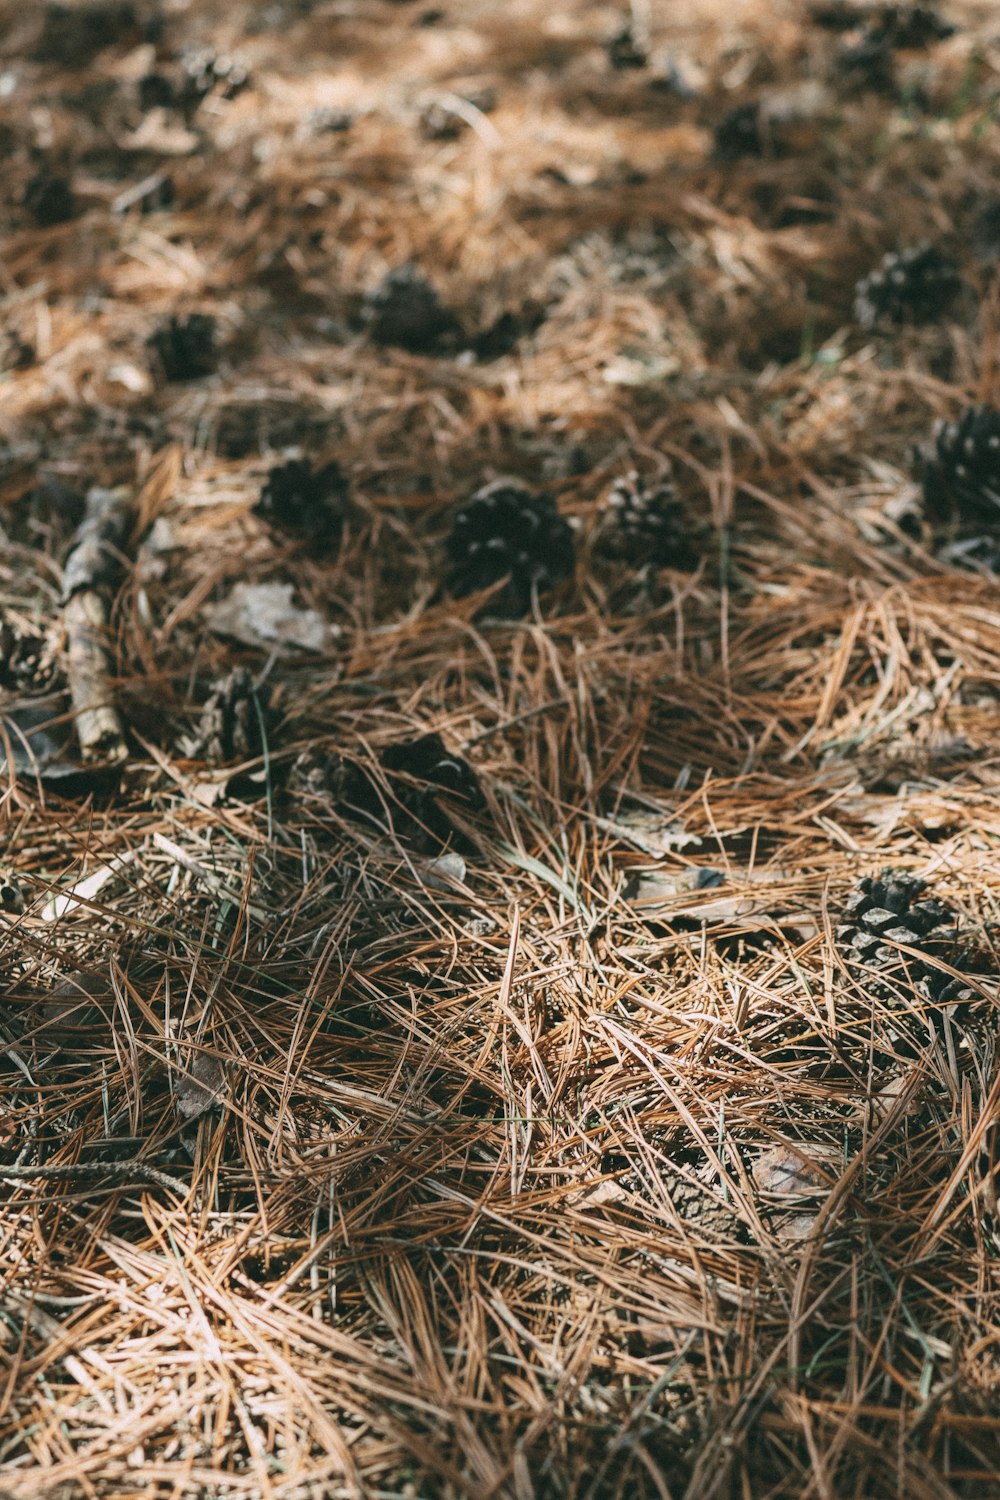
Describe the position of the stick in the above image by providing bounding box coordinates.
[0,1159,189,1195]
[61,486,131,763]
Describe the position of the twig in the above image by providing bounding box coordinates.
[0,1160,189,1195]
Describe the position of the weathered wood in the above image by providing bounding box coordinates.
[61,486,132,764]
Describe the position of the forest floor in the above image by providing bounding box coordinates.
[2,0,1000,1496]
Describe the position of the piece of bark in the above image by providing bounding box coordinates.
[61,486,131,763]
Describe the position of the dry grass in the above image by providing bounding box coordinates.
[2,0,1000,1495]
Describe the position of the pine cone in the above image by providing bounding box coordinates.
[253,459,352,550]
[594,470,701,571]
[182,670,271,764]
[0,624,54,694]
[921,405,1000,529]
[33,2,138,65]
[853,244,961,329]
[381,732,483,811]
[292,732,481,850]
[139,71,176,111]
[181,50,250,111]
[713,102,765,160]
[24,173,75,227]
[363,265,461,353]
[608,25,648,70]
[147,313,218,381]
[868,4,955,48]
[835,872,973,1008]
[446,478,575,615]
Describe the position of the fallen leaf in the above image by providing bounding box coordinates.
[418,851,467,890]
[595,813,702,856]
[752,1144,836,1200]
[207,582,341,653]
[175,1051,227,1120]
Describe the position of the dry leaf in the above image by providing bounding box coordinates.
[207,582,341,653]
[175,1051,227,1120]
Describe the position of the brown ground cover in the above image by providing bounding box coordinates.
[3,1,1000,1495]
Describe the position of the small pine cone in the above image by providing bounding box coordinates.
[24,173,75,226]
[293,733,481,849]
[446,478,575,615]
[713,102,765,160]
[381,732,483,810]
[0,622,54,693]
[853,243,961,329]
[33,2,138,65]
[147,313,218,381]
[253,459,352,551]
[835,872,967,1007]
[363,265,461,353]
[921,405,1000,529]
[870,4,955,48]
[608,25,648,70]
[181,50,250,110]
[182,669,271,763]
[594,470,701,571]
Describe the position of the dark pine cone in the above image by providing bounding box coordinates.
[380,732,483,809]
[713,102,765,160]
[139,71,177,111]
[837,6,953,86]
[608,25,648,70]
[363,265,462,353]
[147,313,218,381]
[594,470,701,571]
[293,732,482,850]
[853,244,961,329]
[869,4,955,48]
[33,2,138,65]
[921,405,1000,530]
[835,872,974,1010]
[24,174,76,227]
[0,623,54,694]
[253,459,352,551]
[446,478,575,615]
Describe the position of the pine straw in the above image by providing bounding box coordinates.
[3,0,1000,1495]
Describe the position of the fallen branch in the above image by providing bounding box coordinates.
[61,485,131,764]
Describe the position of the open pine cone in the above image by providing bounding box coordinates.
[594,469,701,571]
[835,872,975,1010]
[363,265,462,353]
[181,669,272,764]
[853,243,961,329]
[253,459,352,551]
[921,405,1000,530]
[446,478,575,615]
[292,732,482,851]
